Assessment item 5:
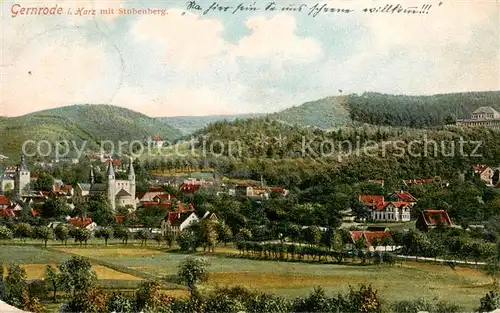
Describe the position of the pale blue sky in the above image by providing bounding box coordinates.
[1,0,498,117]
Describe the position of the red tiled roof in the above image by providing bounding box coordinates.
[152,136,162,141]
[63,185,73,192]
[391,201,410,208]
[105,159,121,167]
[395,191,417,202]
[167,211,194,227]
[140,201,172,209]
[31,209,39,217]
[349,230,392,246]
[179,183,202,193]
[472,165,490,174]
[363,231,393,246]
[0,195,9,206]
[68,217,93,228]
[359,195,385,206]
[375,202,390,211]
[148,186,164,192]
[115,215,138,224]
[421,210,453,226]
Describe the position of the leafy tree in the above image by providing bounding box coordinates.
[95,226,113,246]
[0,225,13,239]
[163,231,176,248]
[58,256,97,296]
[134,229,150,246]
[291,286,334,312]
[235,228,252,243]
[87,193,114,226]
[33,172,55,191]
[303,226,322,246]
[65,287,109,313]
[54,224,69,245]
[205,293,245,313]
[135,280,169,312]
[216,221,233,246]
[71,228,92,246]
[153,233,163,246]
[44,265,60,302]
[347,284,381,313]
[41,195,70,219]
[3,264,28,308]
[107,293,134,313]
[177,256,210,294]
[199,219,219,252]
[478,290,500,313]
[32,226,52,247]
[13,223,32,242]
[177,229,200,252]
[114,227,130,245]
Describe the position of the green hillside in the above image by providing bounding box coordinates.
[0,105,181,159]
[347,91,500,127]
[268,96,353,130]
[267,91,500,129]
[158,113,265,135]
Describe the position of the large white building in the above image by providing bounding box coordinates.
[88,158,136,211]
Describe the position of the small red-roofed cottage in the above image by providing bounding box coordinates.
[161,211,199,235]
[179,183,202,194]
[68,217,97,230]
[359,195,385,207]
[394,191,417,204]
[472,165,493,185]
[368,179,384,186]
[0,195,9,209]
[416,209,454,232]
[349,230,395,252]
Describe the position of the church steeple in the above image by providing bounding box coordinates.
[89,165,95,184]
[106,158,115,179]
[19,153,28,171]
[128,157,135,179]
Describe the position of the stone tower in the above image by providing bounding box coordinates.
[14,153,30,199]
[106,159,116,212]
[89,164,95,184]
[128,157,136,201]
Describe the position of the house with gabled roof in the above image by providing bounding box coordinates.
[349,230,395,251]
[371,201,411,222]
[394,191,417,204]
[359,195,385,207]
[0,194,9,209]
[161,211,199,235]
[415,209,454,232]
[367,179,384,186]
[67,217,97,230]
[472,165,493,185]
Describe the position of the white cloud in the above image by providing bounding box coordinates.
[233,13,322,62]
[131,10,227,69]
[1,33,110,116]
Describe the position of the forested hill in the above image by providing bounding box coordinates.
[267,91,500,129]
[347,91,500,127]
[0,105,182,159]
[158,113,265,135]
[268,96,353,130]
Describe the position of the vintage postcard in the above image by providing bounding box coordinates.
[0,0,499,312]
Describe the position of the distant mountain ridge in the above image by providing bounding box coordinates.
[0,104,182,159]
[158,113,266,135]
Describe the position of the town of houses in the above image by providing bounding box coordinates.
[0,151,498,252]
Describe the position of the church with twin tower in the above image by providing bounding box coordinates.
[89,158,136,211]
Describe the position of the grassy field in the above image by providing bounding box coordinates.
[0,244,491,311]
[54,246,490,310]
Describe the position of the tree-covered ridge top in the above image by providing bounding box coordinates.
[0,104,182,158]
[158,90,500,133]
